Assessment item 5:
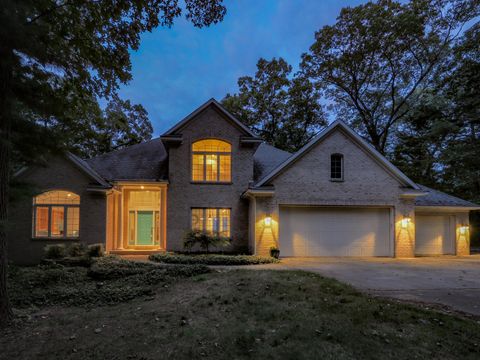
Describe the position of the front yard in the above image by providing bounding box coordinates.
[1,259,480,359]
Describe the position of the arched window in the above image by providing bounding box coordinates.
[192,139,232,182]
[33,191,80,238]
[330,154,344,180]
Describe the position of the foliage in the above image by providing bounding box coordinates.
[87,244,104,258]
[149,253,279,265]
[44,244,66,260]
[300,0,479,153]
[183,230,231,253]
[222,57,326,152]
[7,257,210,308]
[0,0,227,322]
[66,243,88,257]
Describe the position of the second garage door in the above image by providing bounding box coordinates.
[279,207,391,257]
[415,215,455,255]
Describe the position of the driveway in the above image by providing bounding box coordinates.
[269,256,480,316]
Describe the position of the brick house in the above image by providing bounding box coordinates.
[9,99,479,264]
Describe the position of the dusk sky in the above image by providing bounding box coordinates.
[118,0,365,135]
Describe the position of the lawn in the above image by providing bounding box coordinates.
[1,261,480,359]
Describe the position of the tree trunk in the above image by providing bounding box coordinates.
[0,44,14,325]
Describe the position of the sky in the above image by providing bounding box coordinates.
[118,0,366,135]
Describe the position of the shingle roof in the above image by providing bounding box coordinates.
[85,138,168,181]
[415,184,479,208]
[253,143,292,182]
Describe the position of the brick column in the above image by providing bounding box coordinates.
[395,199,415,258]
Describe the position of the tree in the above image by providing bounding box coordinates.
[0,0,226,324]
[222,58,325,152]
[301,0,479,154]
[47,95,153,159]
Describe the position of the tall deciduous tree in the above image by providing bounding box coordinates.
[0,0,226,324]
[222,58,325,152]
[301,0,479,154]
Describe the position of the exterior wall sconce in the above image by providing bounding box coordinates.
[401,216,411,229]
[264,215,272,227]
[459,225,468,235]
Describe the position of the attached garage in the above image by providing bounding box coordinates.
[415,214,455,255]
[279,207,392,257]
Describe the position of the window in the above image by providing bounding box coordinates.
[192,139,231,182]
[33,191,80,238]
[191,208,231,237]
[331,154,343,180]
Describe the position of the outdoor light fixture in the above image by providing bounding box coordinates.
[460,225,468,235]
[264,215,272,226]
[141,185,145,189]
[401,216,411,229]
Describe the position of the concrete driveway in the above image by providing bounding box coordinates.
[275,256,480,316]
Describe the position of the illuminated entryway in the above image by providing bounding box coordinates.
[106,183,167,252]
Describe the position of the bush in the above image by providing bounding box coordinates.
[44,244,66,259]
[67,243,88,257]
[149,253,280,265]
[87,243,104,258]
[183,230,231,253]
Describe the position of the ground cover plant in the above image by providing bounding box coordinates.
[1,269,480,359]
[7,256,210,308]
[149,253,279,265]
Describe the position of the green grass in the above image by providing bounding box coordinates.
[2,267,480,359]
[149,252,279,265]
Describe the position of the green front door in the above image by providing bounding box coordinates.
[137,211,153,245]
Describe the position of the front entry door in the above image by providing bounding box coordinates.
[137,211,153,245]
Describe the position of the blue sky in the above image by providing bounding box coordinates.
[118,0,365,135]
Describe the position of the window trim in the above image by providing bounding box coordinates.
[330,153,344,181]
[190,207,231,237]
[32,191,80,239]
[191,139,232,184]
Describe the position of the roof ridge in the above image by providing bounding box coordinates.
[84,137,163,162]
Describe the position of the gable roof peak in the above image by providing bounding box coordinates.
[162,97,258,138]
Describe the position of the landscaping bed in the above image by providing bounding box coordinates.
[7,256,210,308]
[149,252,279,265]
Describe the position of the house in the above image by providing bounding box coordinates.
[9,99,479,264]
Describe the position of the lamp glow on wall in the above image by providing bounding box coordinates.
[459,225,469,235]
[401,216,411,229]
[264,214,272,227]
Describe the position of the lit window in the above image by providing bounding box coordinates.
[33,191,80,238]
[331,154,343,180]
[192,139,231,182]
[191,208,231,237]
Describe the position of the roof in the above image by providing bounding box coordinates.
[253,143,292,182]
[67,153,111,188]
[255,120,420,189]
[162,98,259,138]
[415,184,480,208]
[85,138,168,181]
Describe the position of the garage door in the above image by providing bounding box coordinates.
[279,207,391,257]
[415,215,455,255]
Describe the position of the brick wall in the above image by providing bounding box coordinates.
[8,156,107,264]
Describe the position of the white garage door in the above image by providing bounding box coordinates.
[279,207,391,257]
[415,215,455,255]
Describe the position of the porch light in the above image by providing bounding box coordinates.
[401,216,411,229]
[141,185,145,189]
[460,225,469,235]
[264,215,272,227]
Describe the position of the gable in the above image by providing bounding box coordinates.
[256,121,418,190]
[162,98,258,138]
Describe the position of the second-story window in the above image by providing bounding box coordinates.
[192,139,232,183]
[331,153,344,180]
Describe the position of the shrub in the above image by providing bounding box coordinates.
[183,230,231,253]
[87,243,104,258]
[44,244,66,259]
[149,253,280,265]
[67,243,88,257]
